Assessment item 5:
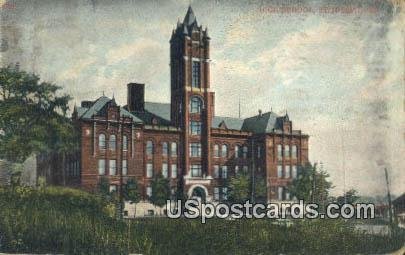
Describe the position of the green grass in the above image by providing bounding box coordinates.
[0,186,403,255]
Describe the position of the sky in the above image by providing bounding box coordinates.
[0,0,403,196]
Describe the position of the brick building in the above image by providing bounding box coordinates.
[67,7,309,202]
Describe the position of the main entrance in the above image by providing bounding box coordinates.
[188,185,208,203]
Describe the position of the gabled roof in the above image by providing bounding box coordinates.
[212,116,245,130]
[241,111,282,134]
[131,102,171,126]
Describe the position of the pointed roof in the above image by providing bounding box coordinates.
[183,6,197,26]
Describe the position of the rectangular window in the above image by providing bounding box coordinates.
[292,145,297,159]
[277,145,282,160]
[146,163,153,178]
[277,165,283,178]
[292,165,297,179]
[109,160,116,176]
[162,163,168,178]
[243,165,248,173]
[122,160,127,176]
[235,146,240,158]
[123,135,128,151]
[214,187,220,201]
[189,143,201,157]
[192,61,201,88]
[243,146,248,159]
[285,191,291,201]
[190,121,202,135]
[222,166,228,179]
[171,142,177,157]
[146,186,152,198]
[222,187,228,200]
[213,165,219,178]
[285,145,290,158]
[285,165,290,178]
[146,141,153,156]
[278,187,283,200]
[257,146,261,158]
[191,164,202,177]
[98,159,105,175]
[162,142,168,156]
[171,164,177,178]
[235,165,239,175]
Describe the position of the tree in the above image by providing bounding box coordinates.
[150,174,170,208]
[288,162,333,208]
[122,178,140,203]
[254,177,267,203]
[0,65,75,163]
[336,188,359,205]
[97,176,111,200]
[228,171,250,203]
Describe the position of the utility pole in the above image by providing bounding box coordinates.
[384,167,393,226]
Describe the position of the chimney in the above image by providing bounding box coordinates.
[258,109,262,117]
[127,83,145,112]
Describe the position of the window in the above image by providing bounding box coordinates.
[189,143,201,157]
[192,61,201,88]
[285,191,291,201]
[190,121,202,135]
[190,96,203,113]
[191,164,202,177]
[162,163,168,178]
[277,144,282,159]
[98,159,105,175]
[214,144,220,157]
[122,160,127,176]
[278,187,283,200]
[277,165,283,178]
[242,146,248,159]
[222,166,228,179]
[171,142,177,157]
[146,141,153,156]
[109,135,116,150]
[146,186,152,198]
[235,165,239,175]
[162,142,168,156]
[285,165,290,178]
[243,165,248,173]
[123,135,128,151]
[213,165,219,178]
[146,163,153,178]
[221,144,228,158]
[285,145,290,158]
[109,160,116,175]
[214,187,220,201]
[110,185,117,193]
[171,164,177,178]
[292,145,298,158]
[222,187,228,200]
[257,146,262,158]
[235,145,240,158]
[99,134,106,150]
[292,165,297,179]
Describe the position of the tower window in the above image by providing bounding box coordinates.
[191,164,202,177]
[190,121,202,135]
[192,61,201,88]
[190,96,203,113]
[189,143,202,157]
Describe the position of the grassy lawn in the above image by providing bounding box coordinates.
[0,186,403,255]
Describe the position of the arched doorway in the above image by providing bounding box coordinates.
[188,185,208,203]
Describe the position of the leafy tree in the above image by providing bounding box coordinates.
[150,174,170,208]
[97,176,111,200]
[228,171,250,203]
[288,162,333,208]
[122,178,140,203]
[336,188,359,205]
[0,65,76,163]
[254,177,267,203]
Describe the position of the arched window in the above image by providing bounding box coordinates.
[122,135,128,151]
[99,134,106,150]
[214,144,220,157]
[190,96,203,113]
[171,142,177,157]
[109,135,116,150]
[146,141,153,156]
[162,142,168,156]
[221,144,228,158]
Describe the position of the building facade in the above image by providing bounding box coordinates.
[68,7,309,202]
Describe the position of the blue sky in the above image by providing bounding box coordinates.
[1,0,403,196]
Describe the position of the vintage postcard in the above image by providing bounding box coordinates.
[0,0,404,254]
